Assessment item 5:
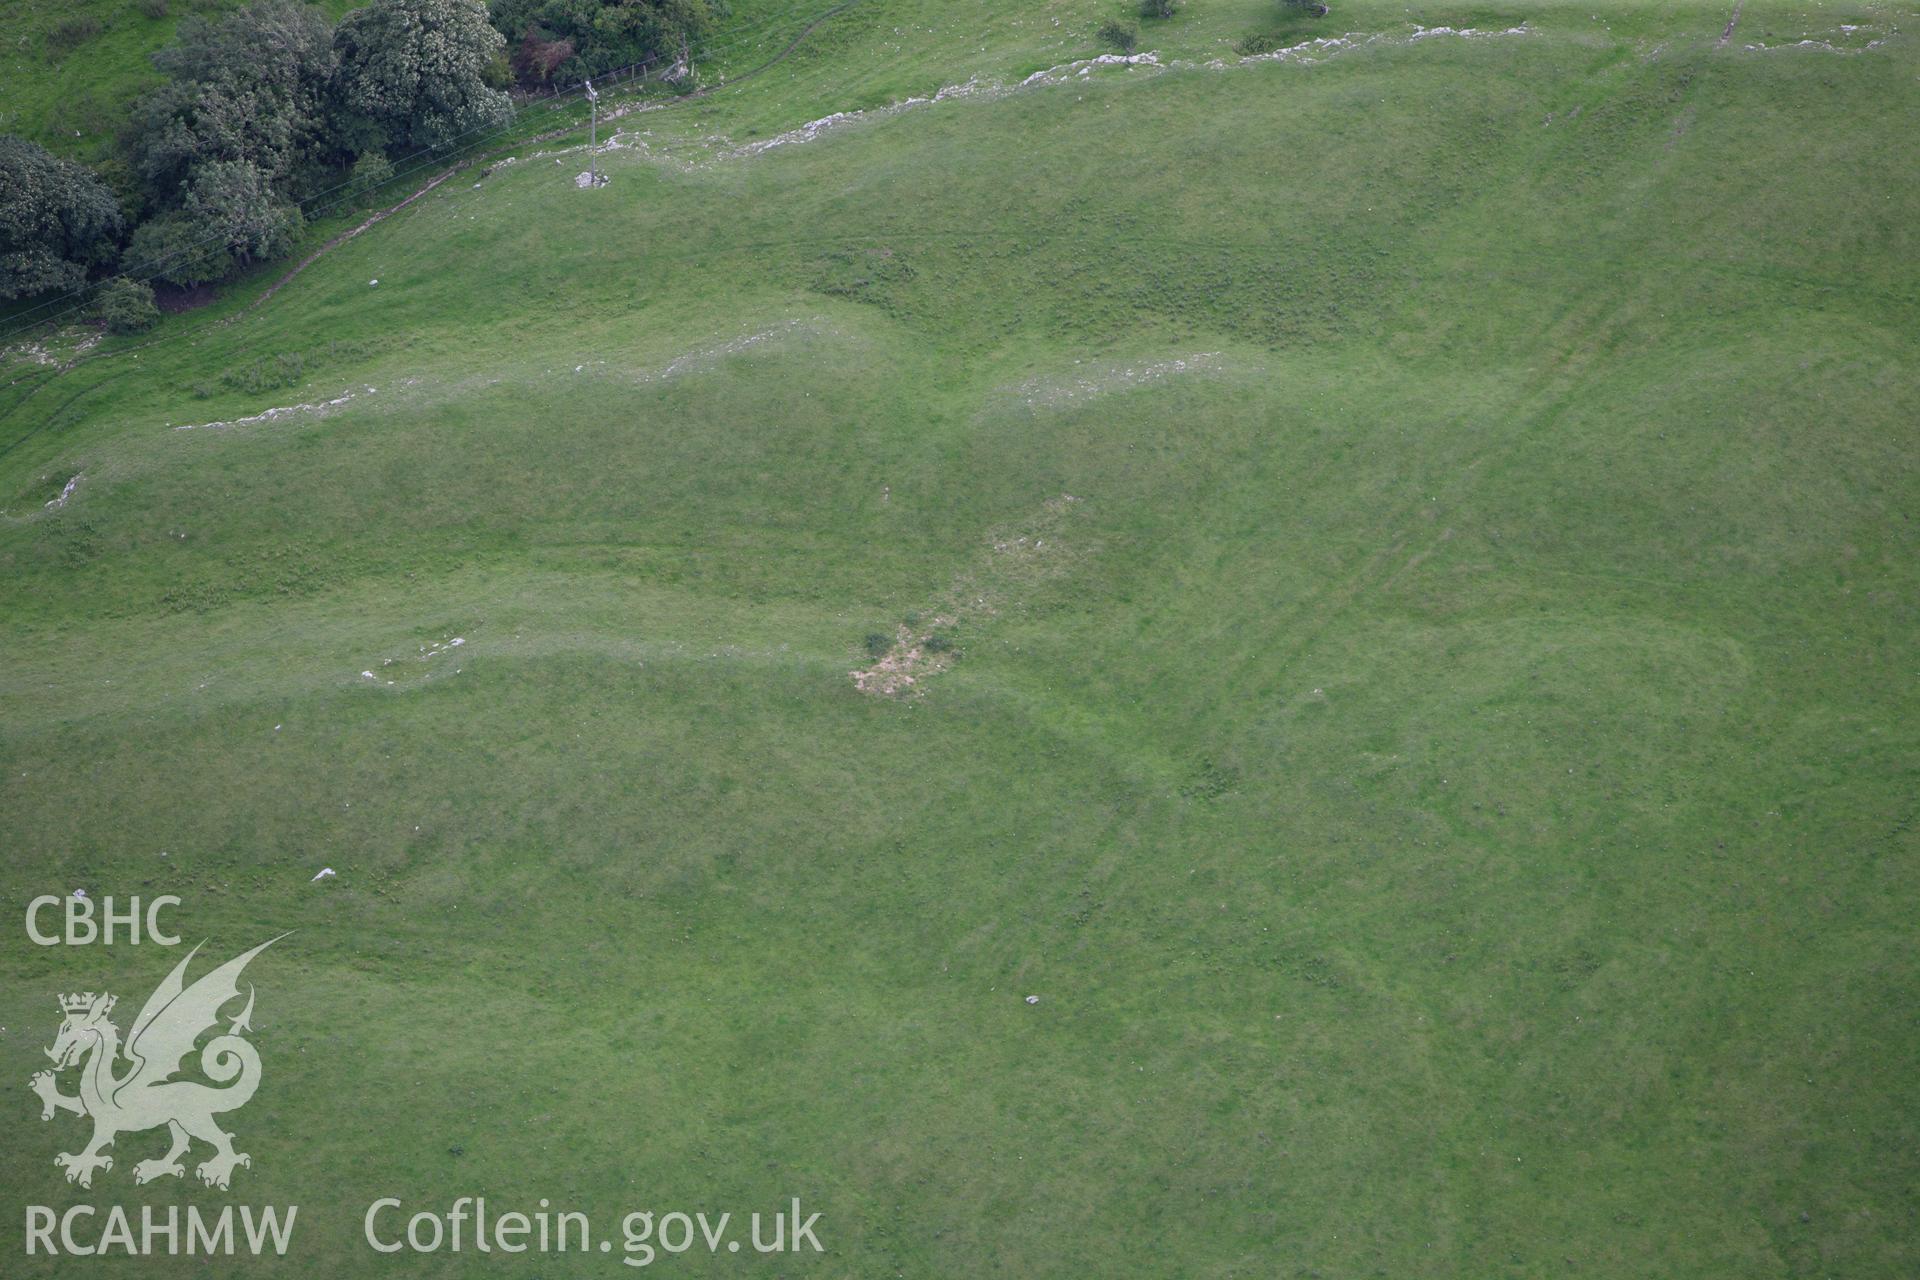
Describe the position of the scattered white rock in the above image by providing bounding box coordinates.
[173,386,374,433]
[310,867,336,882]
[633,321,810,384]
[1014,353,1223,411]
[1021,51,1160,89]
[726,78,996,159]
[44,474,80,511]
[1025,995,1041,1005]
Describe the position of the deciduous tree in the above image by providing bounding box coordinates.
[125,160,302,286]
[127,0,339,203]
[0,135,124,300]
[332,0,514,152]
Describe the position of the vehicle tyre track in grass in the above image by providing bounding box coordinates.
[0,367,133,464]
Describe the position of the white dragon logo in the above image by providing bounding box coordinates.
[29,936,284,1190]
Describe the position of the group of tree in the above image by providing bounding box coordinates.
[121,0,514,289]
[0,136,124,301]
[490,0,721,86]
[1,0,510,319]
[5,0,713,324]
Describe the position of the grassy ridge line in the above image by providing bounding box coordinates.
[3,0,1864,354]
[0,7,1626,362]
[18,7,1920,477]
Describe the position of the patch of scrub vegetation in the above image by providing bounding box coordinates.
[1097,19,1139,52]
[812,245,918,309]
[216,338,375,395]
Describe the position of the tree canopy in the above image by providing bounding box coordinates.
[488,0,720,83]
[127,0,340,205]
[4,0,719,303]
[332,0,515,152]
[125,160,305,287]
[0,136,125,301]
[114,0,511,289]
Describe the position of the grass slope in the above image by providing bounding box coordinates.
[2,1,1916,1275]
[0,0,360,167]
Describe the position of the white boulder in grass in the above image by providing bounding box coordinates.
[311,867,336,882]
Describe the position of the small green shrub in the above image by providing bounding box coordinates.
[1240,0,1329,51]
[221,352,306,395]
[49,16,104,49]
[216,340,369,394]
[922,632,955,655]
[136,0,170,19]
[814,247,915,304]
[1097,19,1137,51]
[1139,0,1177,18]
[348,151,395,200]
[1180,758,1239,801]
[863,632,892,659]
[91,278,160,335]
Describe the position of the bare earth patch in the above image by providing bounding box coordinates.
[852,623,958,696]
[2,471,83,523]
[853,493,1088,697]
[1742,23,1894,53]
[44,473,80,511]
[632,320,813,383]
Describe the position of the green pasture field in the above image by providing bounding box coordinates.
[1,0,1915,1275]
[0,0,359,168]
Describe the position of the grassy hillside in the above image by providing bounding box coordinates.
[0,0,361,167]
[2,0,1916,1275]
